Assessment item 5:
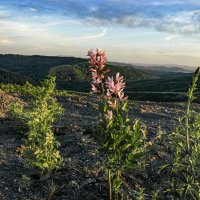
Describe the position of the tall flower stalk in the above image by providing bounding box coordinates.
[88,49,109,96]
[88,49,146,200]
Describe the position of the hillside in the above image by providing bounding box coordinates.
[0,54,158,92]
[49,65,88,90]
[0,54,86,80]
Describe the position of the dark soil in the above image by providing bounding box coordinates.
[1,92,200,200]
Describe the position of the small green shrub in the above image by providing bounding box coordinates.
[12,76,63,177]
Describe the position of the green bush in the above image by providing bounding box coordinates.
[12,76,63,177]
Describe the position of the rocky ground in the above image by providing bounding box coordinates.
[1,91,200,200]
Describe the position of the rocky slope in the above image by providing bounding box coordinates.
[0,92,200,200]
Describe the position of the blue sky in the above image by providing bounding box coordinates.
[0,0,200,66]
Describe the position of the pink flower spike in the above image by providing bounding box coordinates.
[105,72,128,102]
[88,48,109,95]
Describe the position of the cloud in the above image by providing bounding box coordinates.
[163,35,179,41]
[1,0,200,35]
[147,1,184,6]
[154,10,200,34]
[83,9,200,35]
[42,0,200,35]
[87,28,107,39]
[30,8,37,12]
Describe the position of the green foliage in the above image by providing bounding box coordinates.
[0,81,75,99]
[158,67,200,199]
[12,76,63,176]
[95,98,146,199]
[0,81,37,94]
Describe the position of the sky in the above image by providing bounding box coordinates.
[0,0,200,66]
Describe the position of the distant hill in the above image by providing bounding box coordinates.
[0,54,158,92]
[141,66,192,73]
[133,66,193,77]
[108,61,194,77]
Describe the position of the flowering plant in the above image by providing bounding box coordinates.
[88,49,146,199]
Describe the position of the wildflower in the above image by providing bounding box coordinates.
[105,73,128,101]
[88,50,97,67]
[88,49,109,94]
[88,49,107,69]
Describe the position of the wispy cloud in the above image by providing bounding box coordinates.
[30,8,37,12]
[163,35,179,41]
[87,28,107,39]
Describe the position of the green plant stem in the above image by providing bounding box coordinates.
[101,82,105,95]
[185,67,200,154]
[108,169,112,200]
[185,98,191,154]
